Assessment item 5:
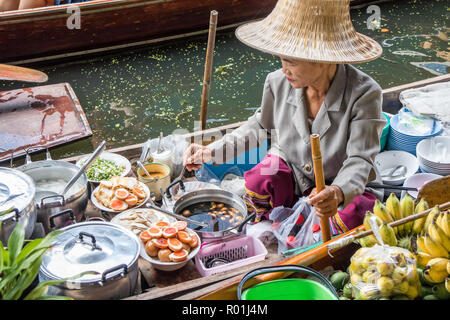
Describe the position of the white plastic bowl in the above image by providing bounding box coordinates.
[139,229,201,272]
[416,136,450,175]
[374,150,419,185]
[402,173,442,198]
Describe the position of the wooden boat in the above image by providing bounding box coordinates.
[1,0,391,65]
[3,74,447,300]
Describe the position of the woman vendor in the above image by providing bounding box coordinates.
[183,0,387,236]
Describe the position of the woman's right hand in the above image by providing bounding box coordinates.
[182,143,213,171]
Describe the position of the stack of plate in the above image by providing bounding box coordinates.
[416,136,450,176]
[386,113,442,156]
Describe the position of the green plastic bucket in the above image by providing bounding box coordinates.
[380,112,390,151]
[237,265,339,300]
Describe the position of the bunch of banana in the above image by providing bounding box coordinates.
[422,258,450,287]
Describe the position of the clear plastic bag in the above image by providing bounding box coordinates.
[269,197,321,254]
[349,245,421,300]
[397,108,435,136]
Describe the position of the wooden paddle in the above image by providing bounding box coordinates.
[0,63,48,83]
[199,10,218,132]
[310,134,332,243]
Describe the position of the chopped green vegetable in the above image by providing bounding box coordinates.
[82,158,124,181]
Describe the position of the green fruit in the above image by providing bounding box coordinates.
[423,294,439,300]
[376,261,394,276]
[432,283,450,300]
[377,276,395,297]
[343,283,353,299]
[420,286,434,298]
[330,271,350,291]
[392,295,410,300]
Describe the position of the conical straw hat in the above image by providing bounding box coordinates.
[236,0,382,64]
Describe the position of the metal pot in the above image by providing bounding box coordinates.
[38,221,140,300]
[169,186,255,241]
[0,168,37,244]
[17,149,89,233]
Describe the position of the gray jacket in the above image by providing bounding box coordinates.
[208,64,386,207]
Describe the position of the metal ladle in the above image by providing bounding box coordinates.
[136,160,155,180]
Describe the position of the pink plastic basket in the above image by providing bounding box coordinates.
[195,235,268,277]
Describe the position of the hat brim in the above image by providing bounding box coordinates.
[235,20,382,64]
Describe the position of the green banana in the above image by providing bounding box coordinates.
[358,235,378,248]
[412,198,429,235]
[400,194,415,236]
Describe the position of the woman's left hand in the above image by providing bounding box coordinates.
[307,185,344,219]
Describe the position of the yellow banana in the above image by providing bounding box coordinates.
[363,212,382,231]
[373,200,394,225]
[423,206,441,236]
[386,193,402,234]
[415,252,433,268]
[437,211,450,238]
[424,233,449,259]
[423,268,448,284]
[412,198,429,235]
[446,278,450,294]
[429,220,450,252]
[447,260,450,275]
[426,258,450,274]
[416,235,430,255]
[400,194,415,235]
[379,222,397,246]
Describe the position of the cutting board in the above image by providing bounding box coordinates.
[0,83,92,162]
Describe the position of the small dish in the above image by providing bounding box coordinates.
[402,173,442,198]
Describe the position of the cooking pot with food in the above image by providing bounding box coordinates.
[17,149,89,233]
[137,162,171,201]
[39,221,140,300]
[168,183,255,241]
[0,168,37,244]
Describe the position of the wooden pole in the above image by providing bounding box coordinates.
[310,134,332,243]
[199,10,218,132]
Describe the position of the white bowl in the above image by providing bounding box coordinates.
[139,229,201,271]
[91,181,150,213]
[76,152,132,183]
[375,150,419,185]
[416,136,450,165]
[402,173,442,198]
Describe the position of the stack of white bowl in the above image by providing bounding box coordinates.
[416,136,450,176]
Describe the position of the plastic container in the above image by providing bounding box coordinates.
[237,265,339,300]
[195,235,268,277]
[380,112,390,151]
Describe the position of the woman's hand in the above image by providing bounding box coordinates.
[182,143,212,171]
[307,185,344,219]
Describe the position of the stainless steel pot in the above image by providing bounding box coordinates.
[38,221,140,300]
[0,168,37,244]
[170,187,255,240]
[17,149,89,233]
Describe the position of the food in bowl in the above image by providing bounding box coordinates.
[140,222,199,263]
[81,158,125,181]
[113,208,173,235]
[94,176,147,212]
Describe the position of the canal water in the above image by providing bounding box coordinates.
[1,0,448,160]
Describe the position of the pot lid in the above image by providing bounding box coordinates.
[0,168,35,219]
[40,222,139,282]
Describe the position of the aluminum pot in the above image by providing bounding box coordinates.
[38,221,140,300]
[17,150,89,233]
[0,168,37,244]
[169,186,255,241]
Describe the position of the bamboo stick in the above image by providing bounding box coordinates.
[199,10,218,132]
[310,134,331,242]
[327,201,450,250]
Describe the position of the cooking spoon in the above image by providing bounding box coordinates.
[381,165,407,179]
[61,140,106,196]
[136,160,154,180]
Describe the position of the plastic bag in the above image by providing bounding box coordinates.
[397,108,435,136]
[220,173,246,197]
[349,245,421,300]
[140,134,189,179]
[269,197,321,254]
